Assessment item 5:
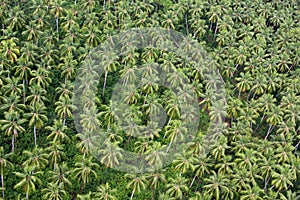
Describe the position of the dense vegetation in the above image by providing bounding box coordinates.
[0,0,299,199]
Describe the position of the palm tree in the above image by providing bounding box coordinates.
[265,105,283,140]
[25,103,48,147]
[145,170,166,200]
[26,84,47,106]
[0,111,26,152]
[189,154,212,188]
[14,166,43,200]
[42,183,67,200]
[0,147,13,198]
[164,120,187,152]
[46,119,69,143]
[98,142,123,168]
[0,38,20,63]
[22,148,48,169]
[55,96,75,126]
[46,142,66,170]
[240,185,264,200]
[172,152,196,175]
[29,67,52,88]
[165,175,189,200]
[49,0,66,33]
[0,94,26,114]
[203,171,230,200]
[72,156,99,192]
[271,165,294,191]
[13,58,32,103]
[48,162,72,188]
[94,182,117,200]
[125,173,147,200]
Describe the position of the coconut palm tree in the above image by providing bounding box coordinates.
[22,148,48,169]
[203,171,230,200]
[14,166,43,200]
[46,142,66,170]
[25,102,48,147]
[42,183,67,200]
[46,119,69,143]
[48,162,72,188]
[72,156,99,192]
[94,182,117,200]
[125,173,147,200]
[165,175,188,200]
[0,111,26,152]
[55,96,75,126]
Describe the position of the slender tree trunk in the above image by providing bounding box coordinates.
[63,113,66,126]
[23,79,26,104]
[103,71,108,96]
[12,134,14,152]
[264,125,273,140]
[1,173,4,198]
[56,17,59,33]
[214,23,218,40]
[264,176,270,192]
[130,189,135,200]
[80,181,84,193]
[190,175,197,188]
[34,125,37,147]
[185,13,189,35]
[26,190,29,200]
[166,140,173,153]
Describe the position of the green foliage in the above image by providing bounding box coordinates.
[0,0,299,199]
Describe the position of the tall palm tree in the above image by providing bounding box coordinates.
[145,170,166,200]
[25,103,48,147]
[48,162,72,189]
[203,171,230,200]
[72,156,99,192]
[165,175,189,200]
[46,119,69,143]
[46,142,66,170]
[125,173,147,200]
[164,120,187,152]
[22,148,48,169]
[0,38,20,63]
[14,166,42,200]
[94,182,117,200]
[0,111,26,152]
[42,183,67,200]
[55,96,75,126]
